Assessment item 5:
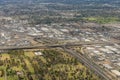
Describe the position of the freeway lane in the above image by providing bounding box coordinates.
[63,48,112,80]
[0,41,119,50]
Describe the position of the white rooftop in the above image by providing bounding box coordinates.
[111,70,120,76]
[93,50,100,53]
[103,64,113,69]
[34,52,43,56]
[116,63,120,67]
[86,47,95,50]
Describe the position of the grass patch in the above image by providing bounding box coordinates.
[0,77,4,80]
[12,66,22,71]
[24,52,35,58]
[83,17,120,24]
[1,54,10,60]
[24,59,34,73]
[7,75,18,80]
[39,56,47,64]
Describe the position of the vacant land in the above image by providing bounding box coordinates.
[0,49,100,80]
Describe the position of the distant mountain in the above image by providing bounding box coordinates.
[0,0,120,4]
[0,0,120,10]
